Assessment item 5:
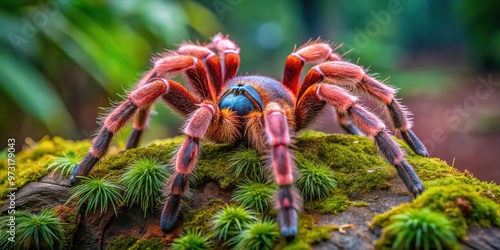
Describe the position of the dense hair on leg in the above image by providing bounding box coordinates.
[298,83,424,196]
[263,102,302,238]
[298,61,429,157]
[160,103,216,233]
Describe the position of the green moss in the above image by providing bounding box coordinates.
[0,137,90,198]
[351,201,369,207]
[304,192,350,214]
[107,236,138,250]
[9,132,500,249]
[375,208,459,250]
[296,133,395,194]
[54,205,79,250]
[373,185,500,239]
[97,143,177,175]
[182,199,226,234]
[194,143,242,189]
[129,238,164,250]
[424,173,500,204]
[275,214,339,249]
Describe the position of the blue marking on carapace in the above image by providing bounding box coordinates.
[219,83,263,116]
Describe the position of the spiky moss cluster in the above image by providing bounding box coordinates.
[376,208,458,250]
[3,209,65,250]
[171,230,213,250]
[296,158,337,200]
[0,136,90,198]
[53,205,79,250]
[373,185,500,243]
[229,148,267,182]
[94,140,241,190]
[206,204,282,249]
[67,175,123,215]
[107,236,164,250]
[121,157,169,217]
[46,151,85,177]
[229,219,281,250]
[211,204,259,242]
[232,181,277,213]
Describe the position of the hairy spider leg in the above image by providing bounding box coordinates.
[281,41,363,135]
[70,80,168,184]
[209,33,240,84]
[297,84,424,196]
[127,45,222,149]
[263,102,302,239]
[72,55,212,184]
[160,102,216,232]
[336,110,365,136]
[177,44,223,96]
[298,61,429,157]
[282,41,342,96]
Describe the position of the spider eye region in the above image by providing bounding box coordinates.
[219,83,263,116]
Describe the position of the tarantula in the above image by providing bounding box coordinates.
[70,33,428,238]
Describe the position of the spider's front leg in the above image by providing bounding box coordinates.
[263,102,302,239]
[72,55,212,184]
[70,80,168,184]
[160,102,216,232]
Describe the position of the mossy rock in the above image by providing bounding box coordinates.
[2,132,499,249]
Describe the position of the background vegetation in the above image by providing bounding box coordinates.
[1,0,499,183]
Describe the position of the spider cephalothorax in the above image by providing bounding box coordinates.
[70,33,428,238]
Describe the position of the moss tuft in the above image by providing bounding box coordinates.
[232,181,277,213]
[304,192,350,214]
[375,208,459,250]
[229,148,267,183]
[296,159,337,200]
[373,185,500,239]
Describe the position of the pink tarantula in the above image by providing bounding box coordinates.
[70,34,428,238]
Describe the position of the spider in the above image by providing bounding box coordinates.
[70,33,428,239]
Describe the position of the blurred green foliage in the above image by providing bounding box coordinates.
[0,0,498,143]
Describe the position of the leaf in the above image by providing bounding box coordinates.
[0,48,78,137]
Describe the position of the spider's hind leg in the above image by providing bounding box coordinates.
[297,84,424,196]
[336,110,364,136]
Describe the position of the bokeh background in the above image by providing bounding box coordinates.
[1,0,499,183]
